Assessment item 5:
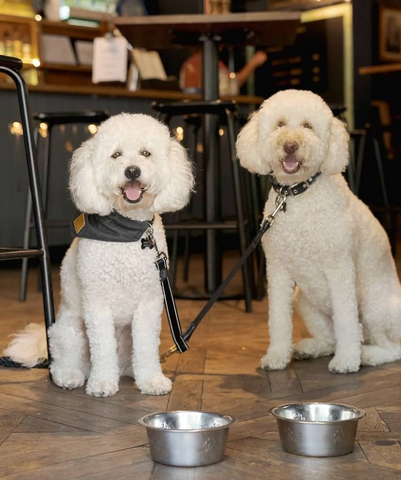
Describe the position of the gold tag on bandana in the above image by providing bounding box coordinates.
[74,213,86,234]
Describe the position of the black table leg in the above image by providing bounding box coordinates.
[202,36,222,293]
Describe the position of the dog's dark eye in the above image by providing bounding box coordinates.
[141,150,151,157]
[277,121,286,128]
[111,151,122,159]
[303,122,313,129]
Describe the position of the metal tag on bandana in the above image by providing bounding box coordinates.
[74,213,86,234]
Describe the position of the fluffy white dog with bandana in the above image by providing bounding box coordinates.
[5,113,194,396]
[237,89,401,373]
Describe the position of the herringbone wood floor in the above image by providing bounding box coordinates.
[0,254,401,480]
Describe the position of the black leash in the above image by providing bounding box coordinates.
[160,193,289,361]
[160,171,321,362]
[142,223,189,354]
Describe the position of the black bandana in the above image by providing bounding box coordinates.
[71,211,152,243]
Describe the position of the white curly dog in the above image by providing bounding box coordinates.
[237,89,401,373]
[5,113,194,396]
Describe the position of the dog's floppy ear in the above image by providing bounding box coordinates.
[69,137,111,215]
[236,110,270,175]
[321,117,350,176]
[152,138,194,214]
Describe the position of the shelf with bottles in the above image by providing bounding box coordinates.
[0,14,39,65]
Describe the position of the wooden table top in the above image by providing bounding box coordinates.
[115,12,301,50]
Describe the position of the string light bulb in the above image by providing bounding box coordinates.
[9,122,23,136]
[88,124,98,135]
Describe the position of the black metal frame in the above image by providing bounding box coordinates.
[0,54,55,361]
[152,100,254,313]
[19,110,110,302]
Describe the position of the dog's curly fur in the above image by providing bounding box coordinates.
[5,113,194,396]
[237,90,401,373]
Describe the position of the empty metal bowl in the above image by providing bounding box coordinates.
[138,411,236,467]
[271,403,365,457]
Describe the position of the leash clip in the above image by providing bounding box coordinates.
[142,224,166,259]
[273,191,288,216]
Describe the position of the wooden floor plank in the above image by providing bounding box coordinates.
[0,412,25,446]
[359,440,401,471]
[167,378,203,411]
[0,382,151,426]
[1,446,153,480]
[0,431,148,477]
[358,407,391,432]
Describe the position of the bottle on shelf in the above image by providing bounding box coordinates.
[0,34,5,56]
[22,36,32,61]
[4,31,14,56]
[12,27,23,59]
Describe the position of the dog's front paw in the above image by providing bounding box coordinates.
[137,374,172,396]
[51,366,85,390]
[86,375,119,397]
[293,339,335,360]
[260,350,291,371]
[328,354,360,374]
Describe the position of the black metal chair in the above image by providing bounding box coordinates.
[152,100,254,312]
[0,55,55,359]
[19,110,109,302]
[352,106,399,254]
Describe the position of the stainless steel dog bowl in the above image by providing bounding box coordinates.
[271,403,365,457]
[138,411,236,467]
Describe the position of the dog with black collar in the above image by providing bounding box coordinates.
[237,89,401,373]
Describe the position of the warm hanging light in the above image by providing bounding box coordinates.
[10,122,23,136]
[39,122,48,138]
[87,124,98,135]
[175,126,184,142]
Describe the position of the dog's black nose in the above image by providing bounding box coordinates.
[124,166,141,180]
[283,141,299,154]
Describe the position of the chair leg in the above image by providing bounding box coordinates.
[355,131,367,196]
[226,109,252,313]
[36,128,52,292]
[256,176,271,299]
[13,66,55,358]
[241,168,256,297]
[373,135,397,254]
[182,122,199,282]
[347,140,357,194]
[20,193,33,302]
[169,223,179,288]
[19,127,41,302]
[373,136,390,206]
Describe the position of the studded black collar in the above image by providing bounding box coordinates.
[271,171,321,197]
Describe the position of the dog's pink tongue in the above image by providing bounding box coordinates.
[283,155,300,173]
[124,182,141,201]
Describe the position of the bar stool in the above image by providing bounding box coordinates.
[19,110,110,302]
[0,55,55,358]
[353,118,398,254]
[152,100,254,312]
